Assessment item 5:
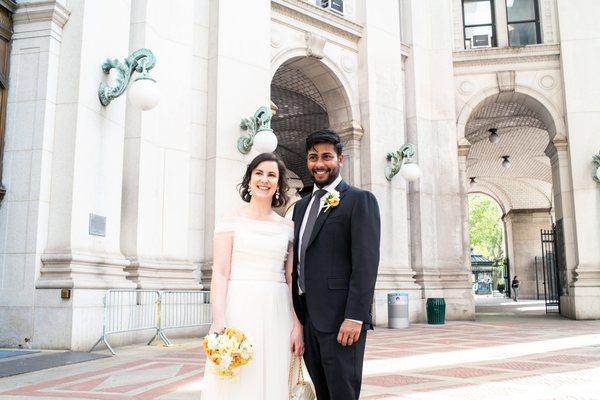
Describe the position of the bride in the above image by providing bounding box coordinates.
[202,153,304,399]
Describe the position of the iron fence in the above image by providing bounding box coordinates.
[89,289,211,355]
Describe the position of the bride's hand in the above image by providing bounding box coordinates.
[209,319,226,334]
[290,323,304,356]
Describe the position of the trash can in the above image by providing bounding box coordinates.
[426,298,446,325]
[387,292,409,328]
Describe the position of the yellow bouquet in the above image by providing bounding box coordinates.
[202,327,254,378]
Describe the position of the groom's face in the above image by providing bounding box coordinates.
[307,142,343,188]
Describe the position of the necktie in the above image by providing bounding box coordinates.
[299,189,327,292]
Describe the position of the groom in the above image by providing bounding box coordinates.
[292,129,381,399]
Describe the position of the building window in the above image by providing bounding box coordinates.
[462,0,496,49]
[319,0,344,15]
[506,0,541,46]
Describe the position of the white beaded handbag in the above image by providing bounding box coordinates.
[288,356,316,400]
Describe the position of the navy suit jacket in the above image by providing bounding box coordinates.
[291,180,381,333]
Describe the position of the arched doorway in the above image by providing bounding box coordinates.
[462,91,566,313]
[270,56,357,204]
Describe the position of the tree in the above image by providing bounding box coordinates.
[469,195,505,285]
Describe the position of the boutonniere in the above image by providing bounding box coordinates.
[322,190,341,213]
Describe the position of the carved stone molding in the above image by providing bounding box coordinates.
[272,0,362,43]
[539,74,556,90]
[13,0,70,28]
[453,44,560,69]
[497,70,516,92]
[457,138,472,157]
[305,32,326,59]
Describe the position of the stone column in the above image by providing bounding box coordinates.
[202,0,272,286]
[120,0,200,289]
[555,0,600,319]
[404,0,474,320]
[356,0,421,325]
[18,0,134,349]
[545,138,577,296]
[0,0,69,348]
[458,139,473,282]
[336,120,363,187]
[502,209,553,299]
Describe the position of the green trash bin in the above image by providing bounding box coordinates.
[426,298,446,324]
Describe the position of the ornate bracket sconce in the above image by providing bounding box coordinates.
[593,152,600,184]
[98,48,159,110]
[385,143,421,182]
[238,106,278,154]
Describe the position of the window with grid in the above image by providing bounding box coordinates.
[506,0,541,46]
[462,0,496,49]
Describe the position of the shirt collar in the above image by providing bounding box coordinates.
[312,174,342,196]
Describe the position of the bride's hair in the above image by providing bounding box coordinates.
[238,153,290,208]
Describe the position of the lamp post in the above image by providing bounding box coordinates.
[98,48,159,110]
[385,143,421,181]
[238,106,278,154]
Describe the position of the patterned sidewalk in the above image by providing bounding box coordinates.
[1,300,599,399]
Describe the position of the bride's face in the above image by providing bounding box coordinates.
[249,161,279,201]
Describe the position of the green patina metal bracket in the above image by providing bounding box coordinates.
[98,48,156,106]
[385,143,416,181]
[238,106,273,154]
[593,152,600,184]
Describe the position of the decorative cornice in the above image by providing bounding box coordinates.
[13,0,70,28]
[272,0,362,42]
[453,44,560,69]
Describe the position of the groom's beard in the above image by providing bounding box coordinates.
[312,168,340,188]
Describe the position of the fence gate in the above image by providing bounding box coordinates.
[540,226,561,313]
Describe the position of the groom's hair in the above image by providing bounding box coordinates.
[305,129,343,156]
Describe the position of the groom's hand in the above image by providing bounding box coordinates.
[337,320,362,346]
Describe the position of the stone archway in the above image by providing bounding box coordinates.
[270,56,361,199]
[460,90,569,305]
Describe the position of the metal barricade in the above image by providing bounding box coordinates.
[159,290,211,346]
[90,289,211,355]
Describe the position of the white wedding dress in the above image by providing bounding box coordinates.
[202,215,294,400]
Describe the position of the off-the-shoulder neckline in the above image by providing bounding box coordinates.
[226,214,293,228]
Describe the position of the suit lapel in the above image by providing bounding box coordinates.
[294,195,311,253]
[307,180,349,248]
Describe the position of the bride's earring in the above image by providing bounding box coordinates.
[275,188,280,200]
[248,186,253,196]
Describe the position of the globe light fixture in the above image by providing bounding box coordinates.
[501,155,511,169]
[98,48,159,111]
[128,76,160,111]
[488,128,500,144]
[252,128,278,153]
[385,143,421,182]
[238,106,278,154]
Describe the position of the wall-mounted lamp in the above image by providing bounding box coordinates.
[385,143,421,182]
[593,152,600,183]
[238,106,278,154]
[501,155,511,169]
[98,48,159,110]
[488,128,500,144]
[469,177,476,188]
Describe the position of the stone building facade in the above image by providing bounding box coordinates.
[1,0,599,350]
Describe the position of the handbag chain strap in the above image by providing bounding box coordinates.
[288,355,305,398]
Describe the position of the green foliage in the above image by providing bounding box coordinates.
[469,195,505,285]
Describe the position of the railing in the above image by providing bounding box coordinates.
[90,289,211,355]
